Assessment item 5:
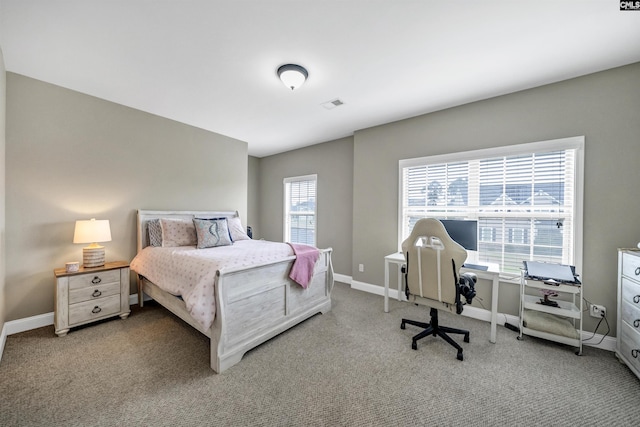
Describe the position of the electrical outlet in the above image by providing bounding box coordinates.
[358,264,364,273]
[590,304,606,318]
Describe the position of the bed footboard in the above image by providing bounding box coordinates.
[211,248,333,373]
[139,248,334,373]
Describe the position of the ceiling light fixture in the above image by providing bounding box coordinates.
[277,64,308,91]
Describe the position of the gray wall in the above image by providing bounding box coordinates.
[0,49,6,331]
[5,73,248,321]
[351,62,640,335]
[257,137,354,277]
[247,155,261,239]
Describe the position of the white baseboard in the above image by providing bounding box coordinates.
[5,312,54,335]
[0,294,145,363]
[0,323,7,364]
[1,312,55,363]
[351,279,386,296]
[581,331,617,352]
[333,273,351,285]
[349,279,615,352]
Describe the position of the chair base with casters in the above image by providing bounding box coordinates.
[401,307,470,361]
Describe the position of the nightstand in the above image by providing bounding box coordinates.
[54,261,130,337]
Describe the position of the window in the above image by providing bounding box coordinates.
[399,137,584,275]
[284,174,317,246]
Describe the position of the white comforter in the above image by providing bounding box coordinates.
[130,240,294,330]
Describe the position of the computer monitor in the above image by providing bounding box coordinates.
[440,219,478,251]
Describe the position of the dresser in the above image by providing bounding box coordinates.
[617,249,640,379]
[54,261,130,337]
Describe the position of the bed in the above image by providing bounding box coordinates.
[131,210,334,373]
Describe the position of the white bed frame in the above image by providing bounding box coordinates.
[135,210,333,373]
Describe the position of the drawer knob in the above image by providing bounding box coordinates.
[91,306,102,314]
[91,276,102,284]
[636,267,640,276]
[632,349,639,359]
[92,289,102,298]
[634,295,640,304]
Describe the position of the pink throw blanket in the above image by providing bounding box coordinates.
[288,243,320,288]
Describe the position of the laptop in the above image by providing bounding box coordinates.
[523,261,580,284]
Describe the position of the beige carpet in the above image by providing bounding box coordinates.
[1,282,639,426]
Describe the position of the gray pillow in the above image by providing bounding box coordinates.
[193,218,233,249]
[148,219,162,247]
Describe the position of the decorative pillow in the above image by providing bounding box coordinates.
[227,216,251,241]
[523,309,579,339]
[160,218,197,247]
[193,218,233,249]
[195,217,233,241]
[148,219,163,247]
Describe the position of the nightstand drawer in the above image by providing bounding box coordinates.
[69,295,121,325]
[69,269,121,290]
[69,282,120,305]
[622,252,640,283]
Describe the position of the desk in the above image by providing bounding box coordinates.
[384,252,500,344]
[384,252,407,313]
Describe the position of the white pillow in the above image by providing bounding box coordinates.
[160,218,197,247]
[228,216,251,241]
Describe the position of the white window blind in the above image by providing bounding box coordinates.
[399,137,584,274]
[284,174,317,246]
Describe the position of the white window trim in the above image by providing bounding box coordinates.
[398,136,585,277]
[283,174,318,246]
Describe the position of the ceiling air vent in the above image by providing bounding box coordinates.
[321,98,345,110]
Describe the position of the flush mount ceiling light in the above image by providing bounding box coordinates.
[277,64,308,90]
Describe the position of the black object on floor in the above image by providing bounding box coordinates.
[504,323,520,333]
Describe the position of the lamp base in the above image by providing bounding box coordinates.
[83,246,105,268]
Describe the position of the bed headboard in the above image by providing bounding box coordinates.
[136,209,239,253]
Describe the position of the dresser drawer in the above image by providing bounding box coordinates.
[69,282,120,305]
[621,277,640,311]
[619,323,640,374]
[69,269,121,290]
[69,295,121,325]
[622,252,640,283]
[621,299,640,331]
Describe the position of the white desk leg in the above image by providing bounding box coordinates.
[397,266,402,301]
[384,260,390,313]
[490,275,498,344]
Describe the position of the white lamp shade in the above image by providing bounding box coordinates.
[277,64,308,90]
[73,219,112,244]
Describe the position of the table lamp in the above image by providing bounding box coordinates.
[73,218,112,268]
